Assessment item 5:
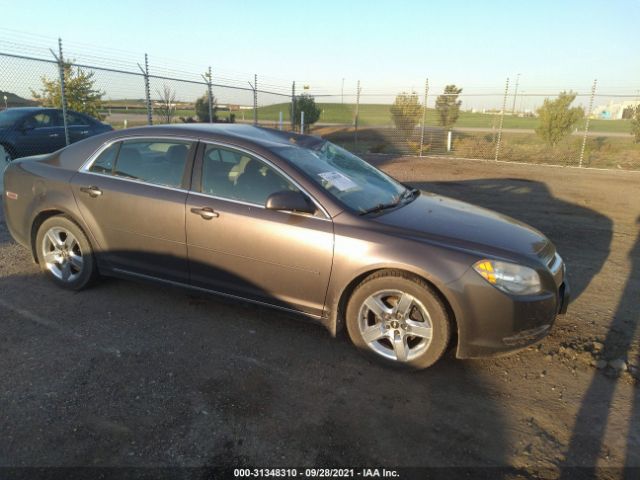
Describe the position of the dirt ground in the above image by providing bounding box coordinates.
[0,155,639,478]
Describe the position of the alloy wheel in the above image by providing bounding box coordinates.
[41,226,84,283]
[357,289,433,362]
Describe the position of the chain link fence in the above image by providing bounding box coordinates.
[1,38,639,171]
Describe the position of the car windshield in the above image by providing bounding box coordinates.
[0,109,28,128]
[274,141,411,214]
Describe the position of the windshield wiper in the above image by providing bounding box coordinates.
[359,199,401,216]
[359,188,419,216]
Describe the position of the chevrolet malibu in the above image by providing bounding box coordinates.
[2,124,569,369]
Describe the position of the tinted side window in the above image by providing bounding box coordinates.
[89,142,120,174]
[24,112,60,128]
[113,139,192,188]
[201,145,297,205]
[67,112,91,126]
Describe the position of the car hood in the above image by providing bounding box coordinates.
[373,192,551,261]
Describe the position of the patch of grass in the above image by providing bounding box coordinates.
[318,126,640,170]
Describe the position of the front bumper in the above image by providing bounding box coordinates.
[448,269,570,359]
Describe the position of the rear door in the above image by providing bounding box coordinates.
[71,137,196,282]
[67,111,93,144]
[185,143,334,317]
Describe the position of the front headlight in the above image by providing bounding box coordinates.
[473,260,541,295]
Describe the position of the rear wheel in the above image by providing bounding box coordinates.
[36,216,98,290]
[346,270,451,369]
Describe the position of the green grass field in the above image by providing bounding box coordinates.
[101,101,634,135]
[212,103,632,134]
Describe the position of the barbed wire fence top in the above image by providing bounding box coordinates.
[1,30,639,170]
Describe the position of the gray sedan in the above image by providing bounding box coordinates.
[2,124,569,369]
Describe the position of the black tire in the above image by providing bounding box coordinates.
[35,215,98,290]
[346,270,451,370]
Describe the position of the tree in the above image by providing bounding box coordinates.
[390,91,422,139]
[155,84,176,124]
[293,94,321,132]
[535,91,584,147]
[435,85,463,130]
[630,104,640,143]
[31,63,104,118]
[195,92,218,122]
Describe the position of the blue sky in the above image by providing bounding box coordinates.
[0,0,638,105]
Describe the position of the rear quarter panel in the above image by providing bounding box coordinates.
[3,154,91,256]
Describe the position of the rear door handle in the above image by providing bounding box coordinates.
[49,133,59,138]
[190,207,219,220]
[79,186,103,197]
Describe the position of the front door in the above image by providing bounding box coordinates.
[71,138,195,282]
[186,144,334,317]
[15,110,65,156]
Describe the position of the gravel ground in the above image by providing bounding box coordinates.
[0,155,638,478]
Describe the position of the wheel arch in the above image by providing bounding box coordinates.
[331,267,459,351]
[30,209,94,264]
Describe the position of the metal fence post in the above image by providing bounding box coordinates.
[253,74,258,126]
[419,78,429,157]
[49,38,69,146]
[495,77,509,162]
[201,66,214,123]
[354,80,361,146]
[579,79,597,168]
[137,54,152,125]
[300,111,305,134]
[291,81,296,130]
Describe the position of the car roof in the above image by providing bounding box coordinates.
[112,124,322,150]
[3,107,46,114]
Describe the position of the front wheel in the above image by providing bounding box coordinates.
[36,215,98,290]
[346,270,451,369]
[0,144,12,167]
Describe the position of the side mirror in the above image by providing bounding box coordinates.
[265,190,316,215]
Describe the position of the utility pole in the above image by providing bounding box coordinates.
[511,73,520,115]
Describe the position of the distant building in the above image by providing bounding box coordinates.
[592,100,639,120]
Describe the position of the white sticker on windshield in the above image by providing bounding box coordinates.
[318,171,359,192]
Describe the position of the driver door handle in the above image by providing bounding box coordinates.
[79,186,103,197]
[190,207,219,220]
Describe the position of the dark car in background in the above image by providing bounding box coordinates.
[2,124,569,369]
[0,107,112,163]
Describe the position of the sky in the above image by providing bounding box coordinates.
[0,0,638,108]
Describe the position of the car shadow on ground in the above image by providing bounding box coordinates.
[561,217,640,474]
